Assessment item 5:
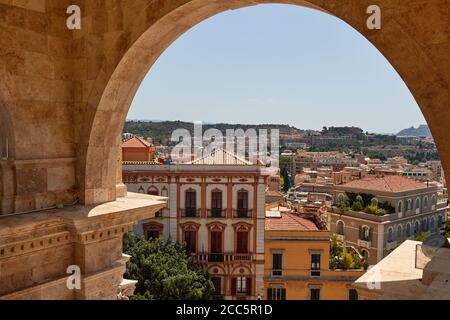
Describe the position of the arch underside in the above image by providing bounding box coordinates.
[55,0,450,204]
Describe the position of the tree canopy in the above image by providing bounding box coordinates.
[123,233,214,300]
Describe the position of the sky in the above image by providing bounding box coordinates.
[127,4,426,134]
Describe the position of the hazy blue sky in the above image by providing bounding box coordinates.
[127,4,426,134]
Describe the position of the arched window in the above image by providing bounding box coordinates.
[360,226,370,241]
[430,217,435,231]
[361,249,369,260]
[438,214,443,227]
[415,198,421,211]
[396,225,402,241]
[161,187,168,197]
[138,186,145,194]
[423,196,428,209]
[336,220,345,235]
[397,201,403,213]
[356,195,363,204]
[147,186,158,195]
[371,197,378,206]
[387,228,394,243]
[421,218,428,232]
[407,199,412,211]
[406,223,411,237]
[431,194,437,206]
[414,221,420,235]
[337,193,345,203]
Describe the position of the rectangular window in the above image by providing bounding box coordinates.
[310,288,320,300]
[184,230,196,253]
[211,191,222,209]
[236,231,248,253]
[267,288,286,300]
[272,253,283,276]
[211,277,222,296]
[185,191,196,209]
[311,253,321,276]
[233,277,251,296]
[210,231,222,253]
[349,289,358,300]
[237,191,248,210]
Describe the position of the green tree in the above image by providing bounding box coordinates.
[445,220,450,238]
[351,201,363,212]
[123,233,214,300]
[415,232,429,242]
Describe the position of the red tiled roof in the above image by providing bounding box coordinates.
[265,190,283,197]
[122,136,152,148]
[340,175,427,192]
[265,212,319,231]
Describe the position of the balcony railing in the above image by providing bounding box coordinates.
[208,253,224,262]
[195,253,252,263]
[272,269,282,276]
[233,209,252,218]
[180,208,200,217]
[207,208,227,218]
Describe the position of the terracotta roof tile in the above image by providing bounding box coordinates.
[265,212,319,231]
[122,136,152,148]
[340,175,428,192]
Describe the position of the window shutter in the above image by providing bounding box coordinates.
[267,288,273,300]
[231,278,237,296]
[246,277,252,296]
[369,228,373,242]
[359,226,363,239]
[281,288,286,300]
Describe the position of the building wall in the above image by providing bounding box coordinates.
[123,166,266,299]
[264,230,364,300]
[329,200,448,264]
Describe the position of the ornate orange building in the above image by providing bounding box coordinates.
[265,211,365,300]
[122,149,268,299]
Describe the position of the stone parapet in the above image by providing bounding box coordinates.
[0,192,166,299]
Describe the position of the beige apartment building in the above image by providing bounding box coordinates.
[328,176,448,265]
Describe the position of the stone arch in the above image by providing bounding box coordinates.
[79,0,450,205]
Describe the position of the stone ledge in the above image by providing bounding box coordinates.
[0,192,167,299]
[0,192,167,244]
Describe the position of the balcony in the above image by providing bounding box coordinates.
[357,239,371,249]
[180,208,200,217]
[233,209,252,218]
[207,208,227,218]
[195,253,252,263]
[208,253,224,262]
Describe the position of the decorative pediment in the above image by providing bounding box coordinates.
[179,222,201,231]
[206,222,227,231]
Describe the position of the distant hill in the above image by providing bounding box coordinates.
[397,125,431,138]
[123,120,304,145]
